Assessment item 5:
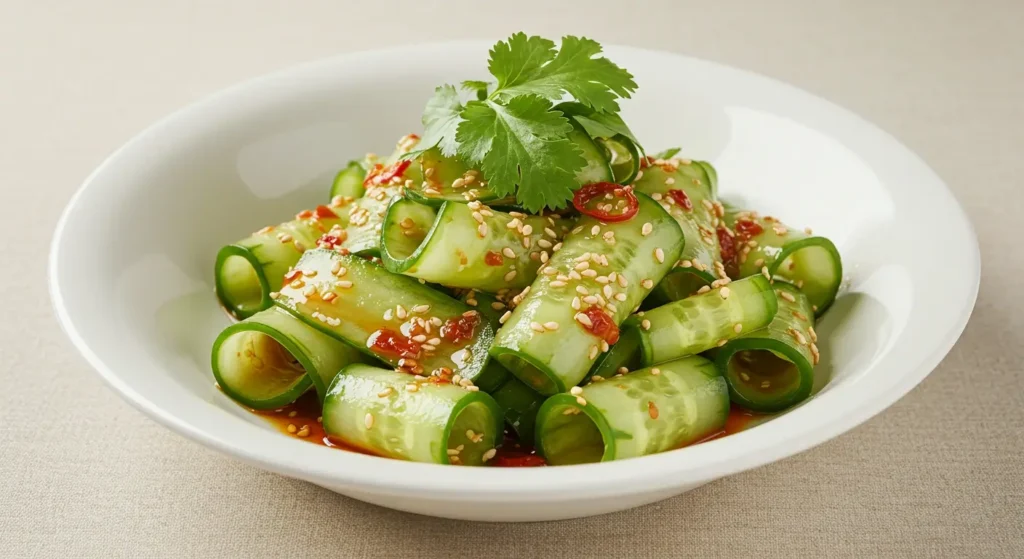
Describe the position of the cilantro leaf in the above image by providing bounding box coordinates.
[456,96,584,211]
[554,101,642,151]
[653,147,681,160]
[418,85,464,157]
[460,80,491,100]
[491,35,637,113]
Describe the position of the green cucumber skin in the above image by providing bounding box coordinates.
[490,375,544,441]
[274,249,494,381]
[716,282,816,412]
[723,209,842,316]
[211,306,358,408]
[645,268,716,308]
[330,160,368,200]
[596,135,641,185]
[323,364,503,465]
[381,199,571,292]
[636,275,778,366]
[535,355,730,464]
[587,326,643,381]
[215,208,347,319]
[634,160,722,302]
[491,193,685,396]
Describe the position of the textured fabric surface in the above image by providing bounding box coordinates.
[1,1,1021,557]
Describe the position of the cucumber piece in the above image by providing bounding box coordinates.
[491,193,685,395]
[723,207,842,316]
[596,135,641,185]
[404,148,516,207]
[567,116,614,185]
[323,364,504,465]
[460,290,544,440]
[336,183,403,256]
[274,249,495,383]
[716,282,817,412]
[211,306,363,408]
[634,275,778,366]
[535,355,729,464]
[330,160,367,200]
[381,198,571,292]
[214,203,348,319]
[634,158,722,305]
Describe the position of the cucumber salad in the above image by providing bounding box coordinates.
[210,33,842,467]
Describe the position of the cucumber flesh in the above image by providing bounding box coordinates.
[274,249,495,383]
[322,364,504,465]
[635,275,778,366]
[535,355,729,464]
[211,306,362,408]
[491,193,685,395]
[381,198,571,292]
[215,204,347,319]
[596,135,641,185]
[723,207,842,316]
[717,282,817,412]
[330,160,367,200]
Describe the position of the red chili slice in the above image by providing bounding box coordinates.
[484,250,504,266]
[733,219,764,240]
[572,182,639,222]
[314,205,338,219]
[582,306,620,345]
[363,159,411,187]
[316,232,347,249]
[493,451,547,467]
[666,189,693,211]
[367,329,421,359]
[440,313,480,345]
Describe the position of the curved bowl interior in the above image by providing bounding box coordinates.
[49,42,979,521]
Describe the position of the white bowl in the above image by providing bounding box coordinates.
[49,41,979,522]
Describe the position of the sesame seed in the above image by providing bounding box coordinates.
[501,247,516,259]
[269,292,280,300]
[575,313,594,327]
[544,227,557,238]
[405,384,418,392]
[477,223,488,237]
[571,296,581,310]
[582,269,597,278]
[589,346,599,359]
[717,339,728,347]
[568,270,582,281]
[804,227,814,235]
[720,286,731,299]
[563,407,581,415]
[808,326,818,342]
[286,424,297,433]
[754,258,765,268]
[778,290,796,303]
[297,426,310,437]
[544,322,560,331]
[482,448,497,462]
[654,248,665,263]
[575,261,590,271]
[761,266,772,280]
[650,368,661,376]
[617,275,629,288]
[383,309,393,320]
[641,279,654,289]
[641,222,653,236]
[504,270,517,282]
[590,225,600,236]
[549,280,567,288]
[364,413,375,429]
[521,224,534,236]
[576,396,588,406]
[641,319,651,330]
[530,322,545,332]
[337,280,353,289]
[447,448,460,456]
[570,386,583,396]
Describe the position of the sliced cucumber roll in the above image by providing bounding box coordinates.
[634,275,778,366]
[634,157,723,306]
[274,249,495,384]
[722,207,842,316]
[211,306,364,408]
[330,160,368,200]
[323,364,504,465]
[491,192,684,395]
[381,198,570,292]
[404,148,515,207]
[535,356,729,464]
[596,135,641,184]
[587,326,643,381]
[715,282,817,412]
[214,203,348,319]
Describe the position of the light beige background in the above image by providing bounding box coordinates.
[2,0,1021,557]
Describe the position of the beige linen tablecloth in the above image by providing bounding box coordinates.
[2,1,1020,556]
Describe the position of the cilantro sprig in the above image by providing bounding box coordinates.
[418,33,638,211]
